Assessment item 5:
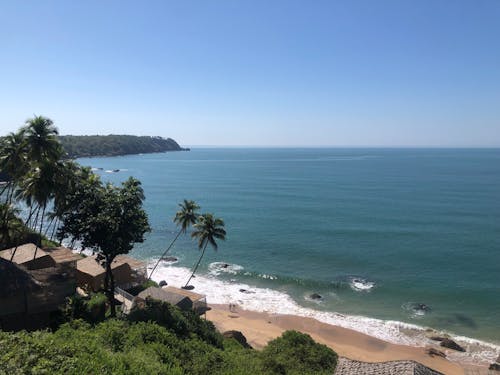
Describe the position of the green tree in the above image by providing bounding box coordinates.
[148,199,200,280]
[184,213,226,288]
[23,115,62,164]
[58,177,150,316]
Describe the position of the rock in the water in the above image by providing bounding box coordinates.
[161,256,178,262]
[221,263,230,268]
[440,338,465,352]
[489,363,500,372]
[239,289,255,294]
[182,285,195,290]
[426,348,446,358]
[310,293,322,300]
[159,280,167,287]
[223,330,252,349]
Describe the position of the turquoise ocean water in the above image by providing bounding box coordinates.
[79,148,500,361]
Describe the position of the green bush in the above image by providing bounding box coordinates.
[128,297,223,348]
[63,293,107,324]
[261,330,338,375]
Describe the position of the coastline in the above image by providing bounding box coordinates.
[148,260,498,372]
[206,304,475,375]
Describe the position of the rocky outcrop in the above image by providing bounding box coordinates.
[223,330,252,349]
[489,363,500,372]
[310,293,322,300]
[426,348,446,358]
[439,338,465,352]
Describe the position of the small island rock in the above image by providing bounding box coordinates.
[310,293,322,300]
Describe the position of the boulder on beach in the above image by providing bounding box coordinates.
[161,256,178,262]
[489,363,500,372]
[239,289,255,294]
[429,336,446,342]
[159,280,167,287]
[425,348,446,358]
[440,338,465,352]
[310,293,322,300]
[223,330,252,349]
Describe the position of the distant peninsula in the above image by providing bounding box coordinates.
[58,135,189,158]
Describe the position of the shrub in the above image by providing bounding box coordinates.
[261,330,338,375]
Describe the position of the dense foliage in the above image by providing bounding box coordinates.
[59,135,186,158]
[0,299,338,375]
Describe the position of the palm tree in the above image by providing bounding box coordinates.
[148,200,200,280]
[0,203,23,251]
[184,213,226,288]
[0,131,28,207]
[23,115,62,164]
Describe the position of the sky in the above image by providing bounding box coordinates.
[0,1,499,147]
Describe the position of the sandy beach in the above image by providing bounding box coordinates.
[206,304,491,375]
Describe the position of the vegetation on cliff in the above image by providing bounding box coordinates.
[59,135,187,158]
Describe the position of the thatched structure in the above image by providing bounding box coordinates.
[43,246,82,265]
[76,255,146,291]
[0,243,56,270]
[0,258,76,331]
[133,286,207,314]
[334,358,444,375]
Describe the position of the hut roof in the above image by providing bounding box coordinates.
[334,358,444,375]
[43,246,82,264]
[0,243,50,264]
[76,255,131,277]
[163,286,206,302]
[137,286,193,309]
[0,258,41,298]
[114,255,146,271]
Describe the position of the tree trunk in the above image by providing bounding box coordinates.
[105,257,117,317]
[184,242,208,287]
[148,229,182,280]
[33,205,46,260]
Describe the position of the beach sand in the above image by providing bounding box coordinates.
[206,304,490,375]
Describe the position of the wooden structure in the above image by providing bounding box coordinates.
[76,255,146,291]
[133,286,207,314]
[0,258,76,331]
[0,243,56,270]
[334,358,443,375]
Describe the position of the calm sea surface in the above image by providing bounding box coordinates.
[79,148,500,344]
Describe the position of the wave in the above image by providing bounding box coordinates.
[148,262,500,366]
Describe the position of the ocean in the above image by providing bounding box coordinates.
[78,148,500,364]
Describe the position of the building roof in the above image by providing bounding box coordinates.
[0,258,41,298]
[76,255,131,277]
[0,243,51,264]
[43,246,83,264]
[137,286,193,308]
[163,286,206,302]
[114,255,146,271]
[334,358,444,375]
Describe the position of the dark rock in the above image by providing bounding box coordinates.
[429,336,446,342]
[489,363,500,372]
[239,289,255,294]
[161,256,178,262]
[440,338,465,352]
[310,293,322,300]
[426,348,446,358]
[182,285,195,290]
[221,263,230,268]
[159,280,167,287]
[223,330,252,349]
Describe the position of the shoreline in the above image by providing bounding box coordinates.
[206,303,484,375]
[148,261,499,372]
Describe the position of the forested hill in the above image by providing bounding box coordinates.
[59,135,189,158]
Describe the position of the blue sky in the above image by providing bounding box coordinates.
[0,1,499,146]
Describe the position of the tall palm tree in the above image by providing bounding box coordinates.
[23,115,62,164]
[184,213,226,288]
[0,131,28,207]
[148,199,200,280]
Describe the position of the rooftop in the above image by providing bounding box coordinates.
[0,243,51,264]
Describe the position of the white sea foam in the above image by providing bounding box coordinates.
[149,262,500,366]
[349,277,375,291]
